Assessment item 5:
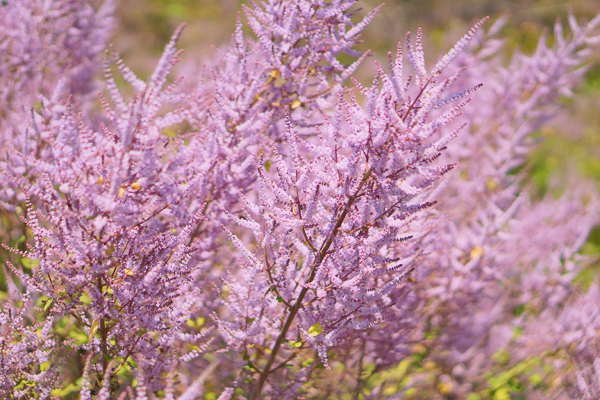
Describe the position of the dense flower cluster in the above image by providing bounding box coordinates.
[1,0,599,399]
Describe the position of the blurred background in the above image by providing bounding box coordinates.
[111,0,600,279]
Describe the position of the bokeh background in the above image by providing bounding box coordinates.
[111,0,600,281]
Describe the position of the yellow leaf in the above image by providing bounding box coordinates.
[424,361,436,370]
[118,187,126,197]
[470,246,484,259]
[162,127,177,138]
[412,343,427,354]
[131,181,141,191]
[123,268,134,277]
[308,323,323,336]
[274,77,286,87]
[437,382,453,395]
[383,386,398,396]
[97,176,105,184]
[291,99,302,109]
[89,320,99,342]
[270,69,281,78]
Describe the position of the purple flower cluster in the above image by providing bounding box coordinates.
[1,0,599,399]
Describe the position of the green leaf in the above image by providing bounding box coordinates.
[68,331,88,345]
[308,323,323,336]
[79,292,91,305]
[513,326,524,339]
[528,373,543,386]
[302,358,315,367]
[51,381,82,397]
[487,357,540,392]
[264,160,272,172]
[43,298,54,312]
[21,258,39,268]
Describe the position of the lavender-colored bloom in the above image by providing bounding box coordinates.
[383,14,600,398]
[0,0,599,398]
[212,17,486,396]
[0,271,59,398]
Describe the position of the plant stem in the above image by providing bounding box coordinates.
[97,277,109,375]
[100,317,108,373]
[251,167,374,398]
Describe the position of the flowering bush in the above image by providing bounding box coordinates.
[1,0,599,399]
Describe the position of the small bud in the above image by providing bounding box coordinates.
[270,69,281,78]
[97,176,105,184]
[123,269,135,277]
[291,99,302,109]
[118,187,126,197]
[131,181,141,190]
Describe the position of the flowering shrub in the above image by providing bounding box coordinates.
[1,0,599,399]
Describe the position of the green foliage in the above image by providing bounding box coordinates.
[584,64,600,91]
[308,323,323,336]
